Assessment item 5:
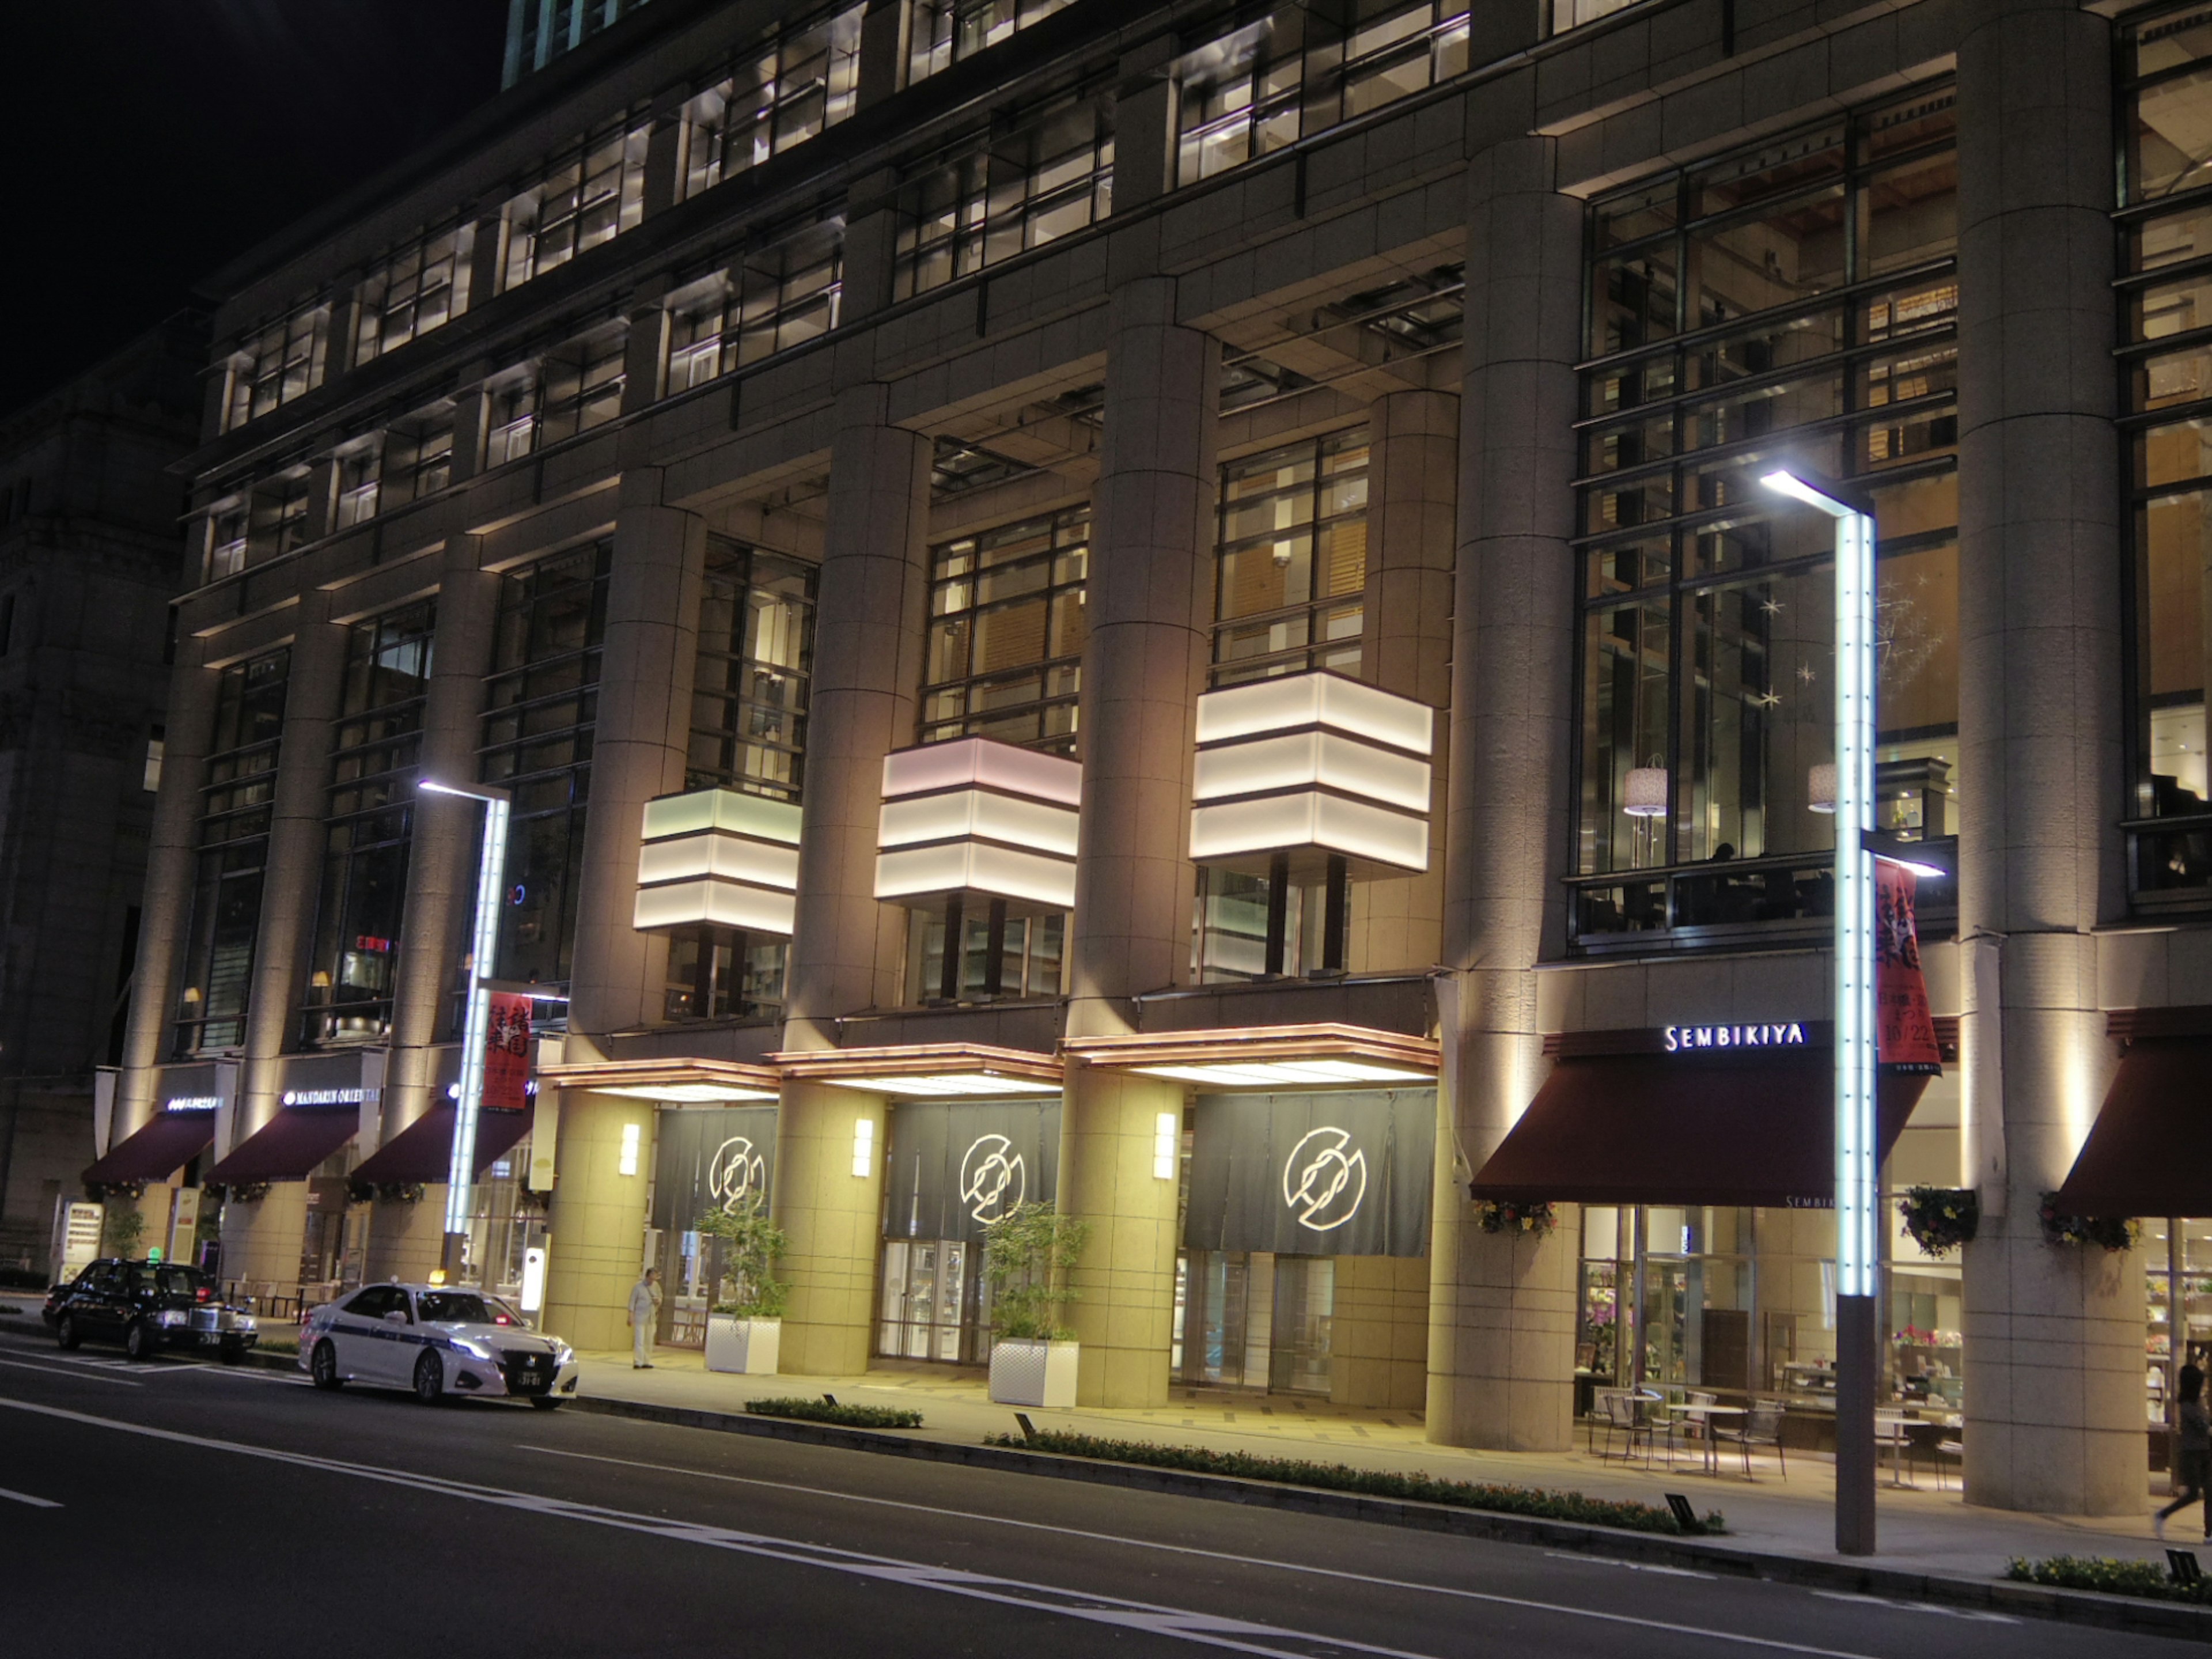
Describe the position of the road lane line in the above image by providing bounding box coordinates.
[1812,1591,2016,1624]
[0,1485,59,1508]
[0,1357,139,1386]
[512,1443,1874,1658]
[0,1394,1445,1659]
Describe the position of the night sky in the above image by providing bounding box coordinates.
[2,1,512,414]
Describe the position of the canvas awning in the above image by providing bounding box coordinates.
[82,1111,215,1185]
[1470,1048,1929,1209]
[202,1106,360,1185]
[348,1105,532,1187]
[2053,1036,2212,1218]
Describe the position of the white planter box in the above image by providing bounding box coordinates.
[704,1315,781,1376]
[988,1338,1078,1407]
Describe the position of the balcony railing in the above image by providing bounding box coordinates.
[2128,812,2212,910]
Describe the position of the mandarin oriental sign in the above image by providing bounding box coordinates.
[1662,1022,1809,1052]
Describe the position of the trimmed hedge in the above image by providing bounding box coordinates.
[745,1397,924,1430]
[985,1430,1725,1535]
[2008,1555,2212,1605]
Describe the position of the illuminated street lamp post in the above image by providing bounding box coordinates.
[419,778,511,1283]
[1759,468,1880,1557]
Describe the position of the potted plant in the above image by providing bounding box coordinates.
[983,1201,1089,1408]
[699,1194,787,1376]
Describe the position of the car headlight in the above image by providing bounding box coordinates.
[553,1342,575,1367]
[452,1337,495,1361]
[234,1315,257,1332]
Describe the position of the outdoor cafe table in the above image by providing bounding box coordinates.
[1669,1403,1747,1475]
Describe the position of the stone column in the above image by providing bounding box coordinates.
[781,384,931,1045]
[1955,0,2140,1517]
[1351,388,1457,974]
[115,640,222,1135]
[567,469,707,1037]
[1428,135,1582,1453]
[770,1080,888,1376]
[1058,276,1217,1408]
[541,1088,656,1353]
[367,537,502,1285]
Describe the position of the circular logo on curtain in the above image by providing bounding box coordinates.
[1283,1126,1367,1232]
[959,1133,1027,1224]
[707,1135,766,1210]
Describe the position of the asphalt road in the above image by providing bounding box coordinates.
[0,1328,2194,1658]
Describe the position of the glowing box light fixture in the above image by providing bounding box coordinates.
[633,786,802,937]
[1189,672,1434,877]
[873,737,1081,914]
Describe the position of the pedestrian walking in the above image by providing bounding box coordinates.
[2157,1362,2210,1541]
[627,1267,662,1369]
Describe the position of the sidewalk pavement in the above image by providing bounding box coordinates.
[575,1343,2205,1590]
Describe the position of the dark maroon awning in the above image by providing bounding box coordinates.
[83,1111,217,1186]
[2054,1037,2212,1218]
[348,1105,532,1187]
[1471,1048,1929,1209]
[202,1106,359,1185]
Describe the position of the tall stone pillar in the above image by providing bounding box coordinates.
[1955,0,2140,1516]
[368,537,502,1285]
[1058,276,1217,1408]
[1352,388,1457,974]
[115,640,222,1135]
[771,385,929,1370]
[1428,135,1582,1452]
[568,469,707,1036]
[541,1087,656,1353]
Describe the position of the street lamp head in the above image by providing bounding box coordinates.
[1758,468,1861,520]
[419,778,512,804]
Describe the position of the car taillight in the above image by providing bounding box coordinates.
[196,1286,211,1302]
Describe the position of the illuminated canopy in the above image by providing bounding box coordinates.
[633,786,801,937]
[769,1042,1063,1097]
[536,1056,781,1103]
[1063,1022,1439,1089]
[1188,672,1433,877]
[874,737,1080,914]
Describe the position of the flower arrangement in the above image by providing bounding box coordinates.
[1475,1200,1556,1237]
[1896,1185,1978,1256]
[2038,1191,2135,1253]
[214,1179,272,1205]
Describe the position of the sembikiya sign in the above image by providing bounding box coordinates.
[884,1099,1060,1243]
[1661,1022,1809,1052]
[1183,1089,1434,1258]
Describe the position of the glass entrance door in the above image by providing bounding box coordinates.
[1175,1249,1334,1394]
[877,1239,978,1362]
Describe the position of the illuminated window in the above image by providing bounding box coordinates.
[1211,429,1369,686]
[354,222,475,363]
[223,304,330,432]
[665,218,842,392]
[907,0,1073,84]
[499,120,650,292]
[921,507,1088,755]
[690,537,814,797]
[538,324,627,445]
[680,7,862,196]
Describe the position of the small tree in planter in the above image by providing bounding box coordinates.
[983,1201,1089,1408]
[698,1194,787,1376]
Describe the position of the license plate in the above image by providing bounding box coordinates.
[512,1373,547,1393]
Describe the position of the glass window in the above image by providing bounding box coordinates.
[538,325,627,445]
[334,444,380,531]
[1571,92,1960,942]
[921,507,1088,754]
[1546,0,1646,36]
[224,304,330,433]
[1212,428,1369,685]
[354,222,475,363]
[480,543,611,984]
[382,402,456,507]
[663,926,788,1020]
[248,469,315,566]
[892,88,1113,301]
[174,650,290,1055]
[907,0,1074,84]
[483,369,539,469]
[499,120,650,292]
[680,6,862,196]
[690,537,815,796]
[302,601,435,1047]
[666,218,841,393]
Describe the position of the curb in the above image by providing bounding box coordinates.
[562,1391,2212,1642]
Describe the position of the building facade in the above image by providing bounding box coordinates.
[0,314,203,1272]
[93,0,2212,1515]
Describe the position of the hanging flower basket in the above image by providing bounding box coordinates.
[224,1180,273,1205]
[1474,1200,1557,1238]
[2039,1191,2134,1253]
[1897,1186,1979,1256]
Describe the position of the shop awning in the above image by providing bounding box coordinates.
[82,1111,216,1185]
[1470,1049,1930,1209]
[348,1105,532,1187]
[2053,1036,2212,1218]
[203,1106,360,1185]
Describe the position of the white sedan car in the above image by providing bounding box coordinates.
[300,1282,579,1409]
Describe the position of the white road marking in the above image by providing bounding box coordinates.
[0,1485,59,1508]
[1543,1551,1714,1580]
[0,1394,1441,1659]
[0,1357,139,1387]
[516,1444,1877,1658]
[1810,1590,2016,1624]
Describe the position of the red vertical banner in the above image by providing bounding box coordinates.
[1874,861,1941,1073]
[484,992,534,1112]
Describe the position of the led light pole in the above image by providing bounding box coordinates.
[1759,467,1879,1557]
[419,778,511,1283]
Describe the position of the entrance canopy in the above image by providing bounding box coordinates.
[203,1105,359,1185]
[1063,1022,1438,1089]
[2054,1023,2212,1218]
[1471,1040,1929,1209]
[349,1104,532,1187]
[82,1110,215,1186]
